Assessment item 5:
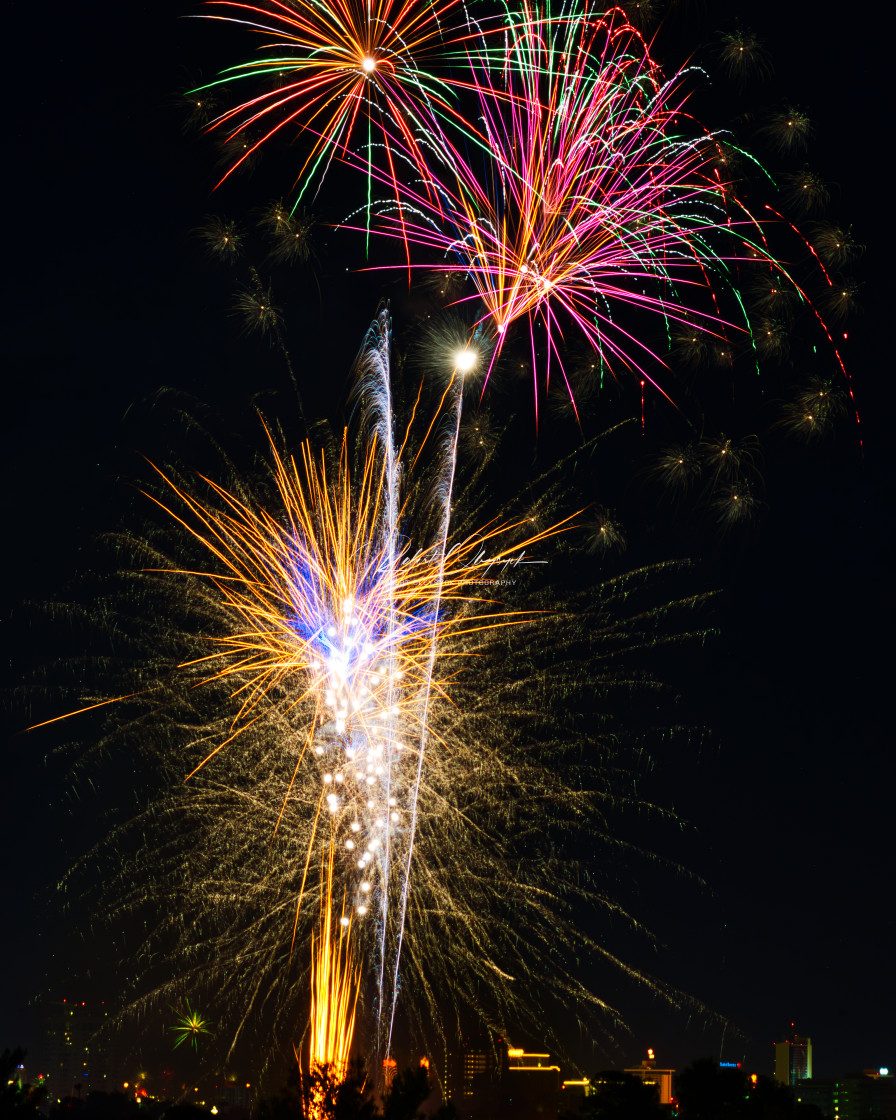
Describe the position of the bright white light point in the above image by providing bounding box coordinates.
[326,626,337,638]
[346,839,355,850]
[314,746,324,756]
[350,821,360,832]
[391,812,399,822]
[336,720,346,733]
[339,916,350,927]
[388,797,396,807]
[341,596,354,615]
[367,800,374,809]
[335,772,344,784]
[357,860,365,869]
[454,348,477,373]
[357,905,368,916]
[323,773,333,784]
[496,322,506,334]
[361,55,376,72]
[366,775,375,785]
[360,881,371,892]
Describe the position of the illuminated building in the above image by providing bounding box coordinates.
[44,1000,118,1099]
[442,1032,503,1117]
[463,1047,489,1097]
[504,1045,561,1120]
[623,1053,674,1105]
[561,1077,591,1099]
[774,1027,812,1085]
[794,1070,895,1120]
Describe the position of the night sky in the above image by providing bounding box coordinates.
[2,0,893,1090]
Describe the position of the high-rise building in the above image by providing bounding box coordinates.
[774,1027,812,1085]
[44,1000,120,1100]
[443,1031,503,1117]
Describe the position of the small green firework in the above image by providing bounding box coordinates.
[171,1003,211,1051]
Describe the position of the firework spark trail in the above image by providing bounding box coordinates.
[348,308,460,1054]
[385,355,464,1062]
[350,309,403,1049]
[345,311,529,1059]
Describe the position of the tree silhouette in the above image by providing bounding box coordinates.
[576,1071,664,1120]
[1,1049,46,1120]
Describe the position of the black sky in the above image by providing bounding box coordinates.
[2,0,894,1088]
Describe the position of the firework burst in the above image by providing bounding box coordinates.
[171,1002,212,1051]
[361,6,792,414]
[717,26,771,86]
[47,313,717,1077]
[192,0,484,201]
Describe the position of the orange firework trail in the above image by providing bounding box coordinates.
[308,842,359,1098]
